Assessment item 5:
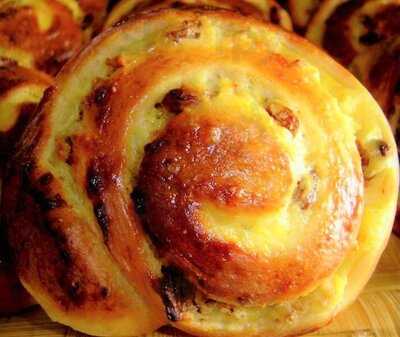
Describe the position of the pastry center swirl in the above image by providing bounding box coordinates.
[135,109,298,304]
[139,113,292,212]
[131,81,362,305]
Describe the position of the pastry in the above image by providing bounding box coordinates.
[2,6,397,337]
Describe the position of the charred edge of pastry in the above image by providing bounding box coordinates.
[93,201,110,242]
[38,173,54,186]
[144,138,170,155]
[131,187,146,215]
[160,266,195,322]
[87,162,105,196]
[90,82,118,128]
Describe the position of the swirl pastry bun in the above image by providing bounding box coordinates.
[0,57,52,314]
[105,0,293,30]
[306,0,400,235]
[307,0,400,68]
[0,0,107,75]
[3,6,398,337]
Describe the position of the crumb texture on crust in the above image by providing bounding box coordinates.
[2,7,398,337]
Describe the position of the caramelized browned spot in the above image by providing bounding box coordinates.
[140,113,291,210]
[106,56,126,70]
[266,102,299,135]
[131,187,146,215]
[87,164,105,196]
[0,1,83,75]
[166,19,202,42]
[159,88,198,115]
[87,82,118,129]
[378,140,390,156]
[85,158,119,243]
[93,202,110,242]
[160,266,194,322]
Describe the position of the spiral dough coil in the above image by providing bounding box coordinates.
[3,7,398,337]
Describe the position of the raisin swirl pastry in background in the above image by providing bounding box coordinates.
[0,0,110,75]
[0,0,98,315]
[104,0,292,30]
[306,0,400,235]
[0,57,52,314]
[2,6,398,337]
